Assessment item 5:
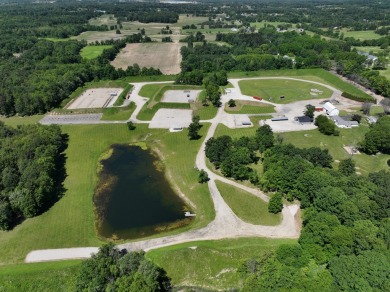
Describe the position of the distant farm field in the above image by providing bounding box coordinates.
[111,43,183,74]
[80,45,112,59]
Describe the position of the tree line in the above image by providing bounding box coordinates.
[0,122,67,230]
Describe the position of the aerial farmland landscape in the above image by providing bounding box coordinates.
[0,0,390,291]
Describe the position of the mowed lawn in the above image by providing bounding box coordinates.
[239,79,333,104]
[0,123,214,264]
[147,237,296,290]
[0,260,80,291]
[341,29,382,40]
[80,45,112,59]
[216,181,281,226]
[282,126,390,175]
[214,121,390,175]
[229,68,372,100]
[225,100,275,114]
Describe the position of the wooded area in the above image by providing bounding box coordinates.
[0,122,67,230]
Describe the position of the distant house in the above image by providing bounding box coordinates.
[330,116,359,128]
[323,102,339,116]
[358,51,378,66]
[366,116,378,124]
[297,116,313,124]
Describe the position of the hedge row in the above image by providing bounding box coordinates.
[341,91,376,103]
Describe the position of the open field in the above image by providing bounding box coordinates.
[379,68,390,80]
[238,79,333,104]
[89,14,117,27]
[147,237,296,290]
[80,45,112,59]
[0,123,213,264]
[283,126,390,175]
[0,260,80,291]
[341,29,382,40]
[229,68,372,100]
[67,88,123,109]
[214,121,390,175]
[0,115,44,126]
[216,181,281,226]
[101,103,136,121]
[225,100,276,114]
[111,43,183,74]
[353,46,384,54]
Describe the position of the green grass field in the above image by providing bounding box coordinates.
[225,101,276,114]
[379,68,390,80]
[341,29,382,40]
[0,115,44,126]
[216,181,281,225]
[214,121,390,175]
[101,103,136,121]
[238,79,333,104]
[0,260,80,291]
[282,126,390,175]
[147,237,296,290]
[229,69,372,100]
[80,45,112,59]
[353,46,384,54]
[0,123,213,264]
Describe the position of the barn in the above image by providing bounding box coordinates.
[323,102,339,116]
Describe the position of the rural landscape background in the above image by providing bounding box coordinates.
[0,0,390,291]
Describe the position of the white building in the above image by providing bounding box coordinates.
[323,102,339,116]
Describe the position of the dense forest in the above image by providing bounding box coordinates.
[0,122,67,230]
[206,124,390,291]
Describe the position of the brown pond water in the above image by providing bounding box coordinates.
[94,144,192,240]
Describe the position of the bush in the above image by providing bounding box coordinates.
[315,115,337,136]
[268,193,283,214]
[341,92,376,103]
[127,121,136,130]
[198,169,209,183]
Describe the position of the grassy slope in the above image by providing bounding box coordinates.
[80,45,112,59]
[215,181,281,225]
[0,123,213,264]
[239,79,332,104]
[101,103,136,121]
[147,237,296,290]
[0,260,80,291]
[228,68,372,99]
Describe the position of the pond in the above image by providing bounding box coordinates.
[94,144,192,240]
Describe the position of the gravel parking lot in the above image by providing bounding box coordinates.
[40,114,103,125]
[149,109,192,129]
[68,88,123,109]
[161,90,202,103]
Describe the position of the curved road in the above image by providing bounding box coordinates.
[29,76,352,262]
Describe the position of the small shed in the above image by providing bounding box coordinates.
[323,102,339,116]
[366,116,378,124]
[297,116,313,124]
[271,116,288,121]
